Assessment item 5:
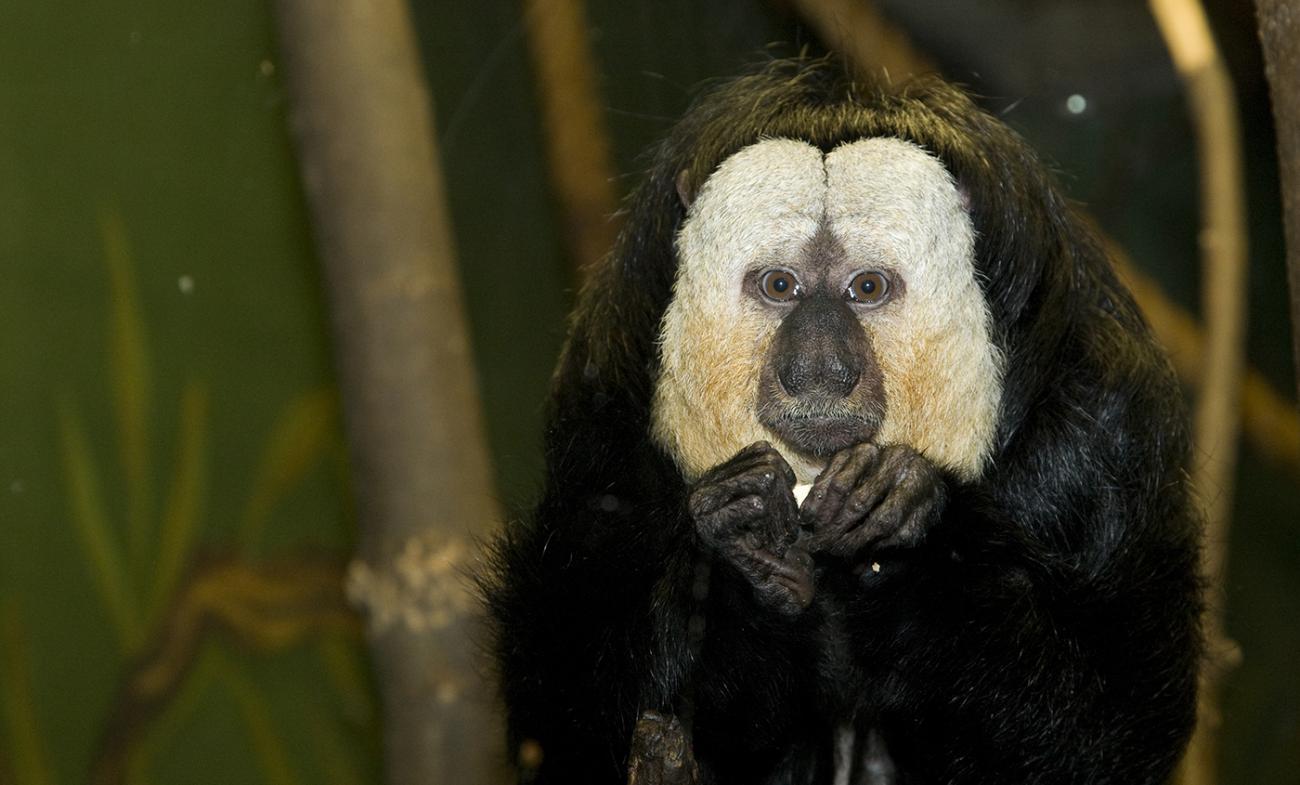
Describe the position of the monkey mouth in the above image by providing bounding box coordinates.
[760,410,878,458]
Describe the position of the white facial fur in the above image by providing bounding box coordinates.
[651,137,1003,483]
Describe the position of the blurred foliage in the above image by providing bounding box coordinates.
[0,2,375,783]
[1,603,53,785]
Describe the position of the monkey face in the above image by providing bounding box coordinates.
[651,137,1003,484]
[753,257,888,460]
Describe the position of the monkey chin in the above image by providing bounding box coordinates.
[761,413,879,484]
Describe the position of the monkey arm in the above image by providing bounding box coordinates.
[859,500,1200,785]
[689,441,814,616]
[827,393,1201,784]
[486,448,822,784]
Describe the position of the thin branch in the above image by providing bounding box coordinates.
[91,557,355,785]
[272,2,506,784]
[1149,2,1251,782]
[785,0,938,80]
[522,0,622,281]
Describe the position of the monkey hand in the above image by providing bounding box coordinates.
[801,443,946,573]
[688,441,813,616]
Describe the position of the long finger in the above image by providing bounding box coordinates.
[802,442,880,530]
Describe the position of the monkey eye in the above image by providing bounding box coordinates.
[758,269,801,302]
[845,271,890,306]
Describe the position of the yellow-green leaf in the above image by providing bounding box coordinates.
[58,400,140,652]
[1,602,55,785]
[100,208,154,580]
[219,659,301,785]
[124,642,222,785]
[309,713,365,785]
[318,633,374,723]
[147,382,208,628]
[239,388,337,553]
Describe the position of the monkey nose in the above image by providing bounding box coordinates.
[778,353,860,398]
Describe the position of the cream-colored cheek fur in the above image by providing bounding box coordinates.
[825,139,1002,481]
[652,139,826,481]
[651,137,1003,484]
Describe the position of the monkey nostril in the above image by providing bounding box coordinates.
[836,367,861,395]
[824,355,860,397]
[777,365,803,396]
[777,356,858,398]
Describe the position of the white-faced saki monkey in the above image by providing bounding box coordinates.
[483,59,1202,785]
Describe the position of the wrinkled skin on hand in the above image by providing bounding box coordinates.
[802,442,947,574]
[687,441,813,615]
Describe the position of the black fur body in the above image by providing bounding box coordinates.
[484,62,1202,785]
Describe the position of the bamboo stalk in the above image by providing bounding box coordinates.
[272,3,505,783]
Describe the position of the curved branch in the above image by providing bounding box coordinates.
[90,557,355,785]
[1149,2,1250,782]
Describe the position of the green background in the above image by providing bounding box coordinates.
[1,1,1295,784]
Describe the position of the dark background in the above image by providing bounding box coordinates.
[0,1,1294,783]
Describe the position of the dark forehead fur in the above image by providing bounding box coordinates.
[549,58,1163,482]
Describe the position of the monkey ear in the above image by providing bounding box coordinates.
[675,169,694,210]
[957,182,973,214]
